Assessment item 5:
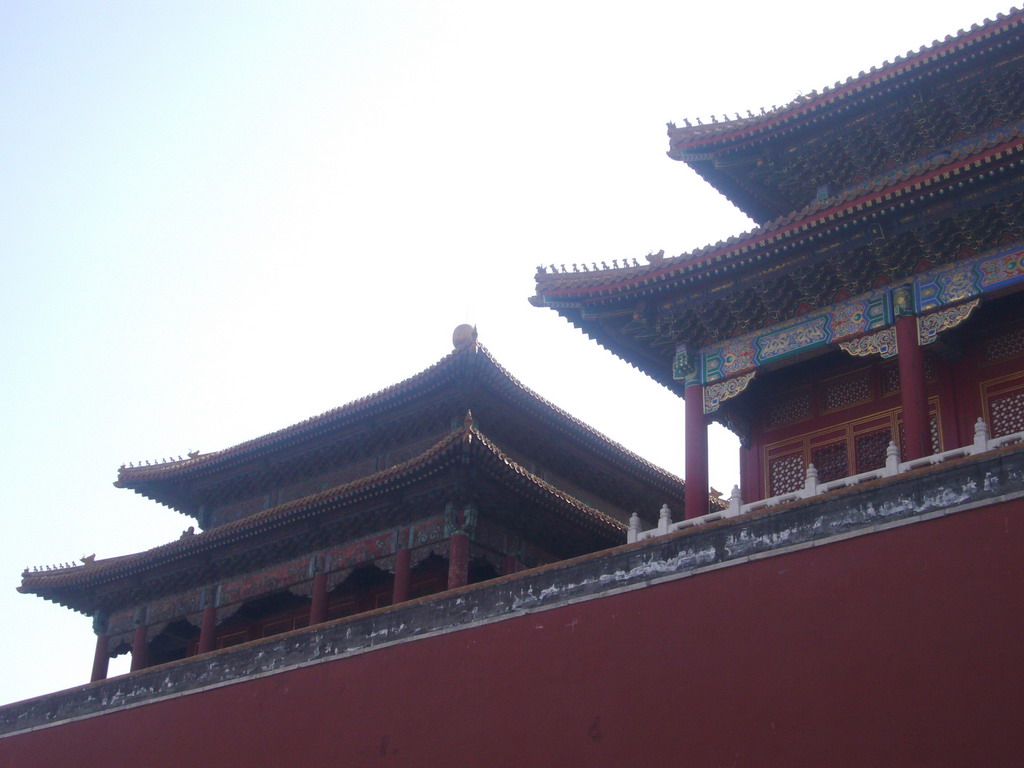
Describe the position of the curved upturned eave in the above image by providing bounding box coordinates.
[22,425,628,615]
[528,303,684,395]
[666,9,1024,155]
[535,130,1024,306]
[116,342,685,514]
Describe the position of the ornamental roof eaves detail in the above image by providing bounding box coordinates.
[665,8,1024,152]
[116,342,684,511]
[534,128,1024,302]
[21,423,628,611]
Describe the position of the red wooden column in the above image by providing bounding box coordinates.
[738,442,759,504]
[684,381,709,519]
[197,603,217,655]
[90,635,109,683]
[392,548,411,604]
[503,554,519,576]
[448,533,469,589]
[130,624,148,672]
[895,288,930,461]
[309,572,329,625]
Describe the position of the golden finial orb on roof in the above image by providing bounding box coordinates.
[452,324,478,350]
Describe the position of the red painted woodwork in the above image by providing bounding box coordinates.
[205,595,313,654]
[896,315,930,460]
[743,295,1024,502]
[309,572,328,625]
[5,502,1021,767]
[408,558,448,600]
[185,566,405,655]
[89,635,108,683]
[930,350,963,450]
[392,549,411,604]
[684,381,708,518]
[447,533,469,589]
[197,604,217,655]
[952,308,1024,442]
[738,443,758,504]
[129,626,148,672]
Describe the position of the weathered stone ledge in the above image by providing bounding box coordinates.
[3,444,1022,737]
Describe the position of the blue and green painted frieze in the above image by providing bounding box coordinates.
[916,244,1024,312]
[678,290,891,384]
[673,242,1024,386]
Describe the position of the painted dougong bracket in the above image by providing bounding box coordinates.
[839,327,898,359]
[918,299,980,346]
[837,298,980,360]
[700,243,1021,375]
[672,344,699,383]
[704,371,755,414]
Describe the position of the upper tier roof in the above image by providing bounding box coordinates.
[667,8,1024,222]
[115,341,685,518]
[534,118,1024,388]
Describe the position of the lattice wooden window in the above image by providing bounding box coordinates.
[823,374,871,413]
[983,324,1024,365]
[811,442,849,483]
[990,391,1024,436]
[769,453,805,497]
[924,355,938,383]
[982,373,1024,438]
[763,400,940,499]
[991,390,1024,436]
[855,429,891,473]
[880,365,900,397]
[878,357,937,397]
[765,392,812,429]
[896,412,941,457]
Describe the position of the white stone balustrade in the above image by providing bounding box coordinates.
[627,418,1024,543]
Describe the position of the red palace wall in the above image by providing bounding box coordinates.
[3,499,1021,768]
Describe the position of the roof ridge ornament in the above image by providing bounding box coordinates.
[452,324,478,350]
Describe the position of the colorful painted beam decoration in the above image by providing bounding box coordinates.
[689,290,892,385]
[675,242,1024,399]
[916,244,1024,311]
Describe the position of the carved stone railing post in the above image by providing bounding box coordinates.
[972,417,990,454]
[657,504,672,536]
[627,512,641,544]
[885,441,901,475]
[727,485,743,518]
[802,464,819,498]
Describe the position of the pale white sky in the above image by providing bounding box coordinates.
[1,1,1009,704]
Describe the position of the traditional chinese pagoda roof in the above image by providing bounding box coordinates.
[116,340,685,519]
[667,9,1024,222]
[21,419,627,615]
[534,119,1024,389]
